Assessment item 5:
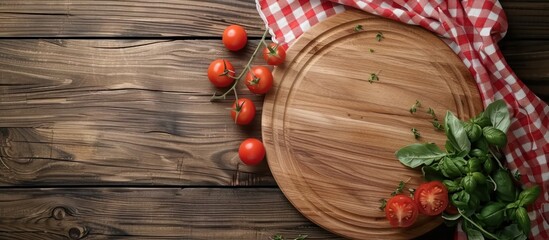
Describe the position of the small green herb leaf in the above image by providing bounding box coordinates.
[396,143,446,168]
[410,100,421,114]
[294,235,308,240]
[411,128,421,139]
[432,119,445,131]
[271,234,284,240]
[427,108,444,130]
[379,198,387,211]
[368,72,380,83]
[391,181,406,196]
[375,32,384,41]
[354,24,363,32]
[270,234,308,240]
[427,107,437,119]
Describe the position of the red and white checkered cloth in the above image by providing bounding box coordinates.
[256,0,549,239]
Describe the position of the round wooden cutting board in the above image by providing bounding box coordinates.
[262,9,483,240]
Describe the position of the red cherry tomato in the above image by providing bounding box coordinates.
[385,194,419,228]
[245,66,273,94]
[231,98,256,125]
[238,138,266,166]
[207,59,235,88]
[262,43,286,65]
[222,25,247,51]
[414,181,449,216]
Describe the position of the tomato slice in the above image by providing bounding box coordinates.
[414,181,449,216]
[385,195,419,228]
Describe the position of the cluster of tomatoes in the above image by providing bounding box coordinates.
[207,25,286,166]
[385,181,450,228]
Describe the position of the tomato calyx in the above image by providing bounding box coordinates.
[218,60,236,77]
[249,77,260,85]
[267,45,278,55]
[233,100,246,124]
[263,43,286,66]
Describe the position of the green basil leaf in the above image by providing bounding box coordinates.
[483,126,508,148]
[468,158,483,173]
[443,179,462,193]
[462,175,478,193]
[465,228,485,240]
[498,224,528,240]
[515,207,530,235]
[517,185,541,207]
[445,111,471,153]
[470,148,485,157]
[422,166,445,181]
[451,190,470,210]
[484,99,511,133]
[455,158,468,175]
[395,143,446,168]
[445,140,456,153]
[473,137,490,153]
[472,113,492,128]
[468,193,481,210]
[465,122,482,142]
[439,157,464,178]
[483,157,495,175]
[474,182,491,203]
[493,169,517,202]
[478,202,506,228]
[471,172,487,184]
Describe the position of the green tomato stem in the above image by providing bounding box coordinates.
[458,209,501,240]
[211,29,269,101]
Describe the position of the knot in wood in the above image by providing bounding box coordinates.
[69,227,86,240]
[52,207,67,220]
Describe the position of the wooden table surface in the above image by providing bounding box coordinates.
[0,1,547,239]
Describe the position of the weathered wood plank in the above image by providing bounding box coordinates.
[500,40,549,102]
[0,0,264,37]
[0,40,273,186]
[0,1,546,39]
[0,188,342,239]
[0,187,453,240]
[500,1,549,40]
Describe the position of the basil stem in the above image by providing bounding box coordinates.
[458,209,501,240]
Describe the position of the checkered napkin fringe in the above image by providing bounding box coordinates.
[256,0,549,239]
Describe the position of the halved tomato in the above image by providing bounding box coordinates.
[385,194,419,228]
[414,181,449,216]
